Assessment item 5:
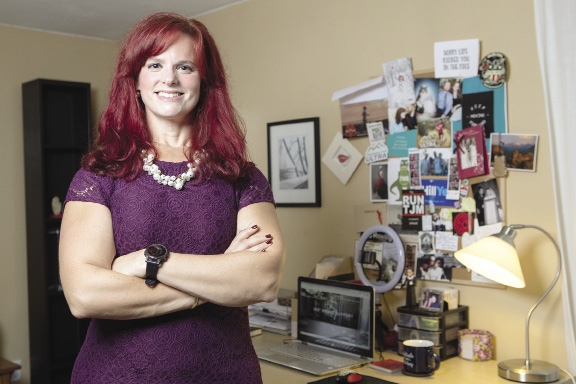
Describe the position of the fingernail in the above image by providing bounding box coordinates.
[260,249,266,252]
[265,234,272,238]
[251,225,258,229]
[265,240,272,244]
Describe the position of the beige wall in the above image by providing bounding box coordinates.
[198,0,567,370]
[0,0,567,382]
[0,26,117,382]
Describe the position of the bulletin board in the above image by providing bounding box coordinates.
[336,40,535,291]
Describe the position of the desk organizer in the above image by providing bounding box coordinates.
[396,305,469,360]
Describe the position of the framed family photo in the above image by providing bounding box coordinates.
[267,117,321,207]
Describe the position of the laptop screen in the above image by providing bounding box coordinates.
[297,277,374,359]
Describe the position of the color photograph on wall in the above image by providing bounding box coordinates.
[490,133,538,172]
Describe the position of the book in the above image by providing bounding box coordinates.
[249,326,262,337]
[369,358,404,373]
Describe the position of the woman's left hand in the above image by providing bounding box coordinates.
[225,224,272,253]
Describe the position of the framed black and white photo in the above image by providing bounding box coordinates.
[267,117,321,207]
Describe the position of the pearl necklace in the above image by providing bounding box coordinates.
[142,151,197,190]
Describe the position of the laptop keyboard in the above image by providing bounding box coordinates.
[271,343,358,367]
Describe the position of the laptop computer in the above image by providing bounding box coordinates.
[255,276,375,376]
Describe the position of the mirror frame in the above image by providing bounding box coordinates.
[354,225,406,293]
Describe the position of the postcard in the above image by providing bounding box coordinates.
[452,212,475,236]
[456,75,508,150]
[387,130,417,157]
[416,117,452,149]
[434,39,480,79]
[365,122,389,164]
[387,157,410,205]
[435,231,459,252]
[383,57,415,109]
[470,179,504,226]
[332,76,389,139]
[414,78,440,120]
[370,162,389,202]
[408,148,422,187]
[490,133,538,172]
[354,203,388,233]
[402,189,425,231]
[447,155,460,200]
[421,178,451,208]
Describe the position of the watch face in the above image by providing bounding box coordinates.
[147,244,167,258]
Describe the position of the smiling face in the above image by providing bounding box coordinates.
[136,33,201,126]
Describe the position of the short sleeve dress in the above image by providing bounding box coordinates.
[64,161,275,384]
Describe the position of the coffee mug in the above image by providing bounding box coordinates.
[402,339,441,376]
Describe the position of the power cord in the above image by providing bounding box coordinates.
[380,293,397,325]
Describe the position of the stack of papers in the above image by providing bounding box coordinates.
[249,298,292,335]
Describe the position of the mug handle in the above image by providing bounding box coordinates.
[427,349,441,372]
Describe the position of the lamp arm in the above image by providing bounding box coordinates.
[512,225,562,369]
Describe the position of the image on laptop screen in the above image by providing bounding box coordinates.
[297,277,374,358]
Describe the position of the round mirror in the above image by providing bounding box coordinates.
[354,225,405,293]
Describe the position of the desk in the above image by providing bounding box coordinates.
[0,358,20,384]
[253,332,572,384]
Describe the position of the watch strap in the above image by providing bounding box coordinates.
[145,262,160,287]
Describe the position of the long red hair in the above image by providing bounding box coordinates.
[83,12,250,182]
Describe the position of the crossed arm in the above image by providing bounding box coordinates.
[59,200,285,320]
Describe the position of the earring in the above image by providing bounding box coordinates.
[136,90,141,98]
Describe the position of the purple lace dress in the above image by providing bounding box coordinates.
[64,162,274,383]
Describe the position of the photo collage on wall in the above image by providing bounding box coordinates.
[332,39,539,286]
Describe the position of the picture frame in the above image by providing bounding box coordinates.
[267,117,321,207]
[322,132,363,185]
[419,288,444,312]
[454,125,489,179]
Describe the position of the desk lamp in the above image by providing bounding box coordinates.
[454,224,561,383]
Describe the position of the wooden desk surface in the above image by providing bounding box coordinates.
[252,332,571,384]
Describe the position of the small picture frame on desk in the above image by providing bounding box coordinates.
[420,288,444,312]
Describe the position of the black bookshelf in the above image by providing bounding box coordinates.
[22,79,92,384]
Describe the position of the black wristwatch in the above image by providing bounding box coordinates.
[144,244,169,287]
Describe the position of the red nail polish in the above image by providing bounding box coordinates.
[251,225,258,229]
[265,234,272,238]
[266,239,272,244]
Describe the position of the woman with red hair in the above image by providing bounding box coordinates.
[59,12,285,383]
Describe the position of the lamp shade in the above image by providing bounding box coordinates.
[454,235,526,288]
